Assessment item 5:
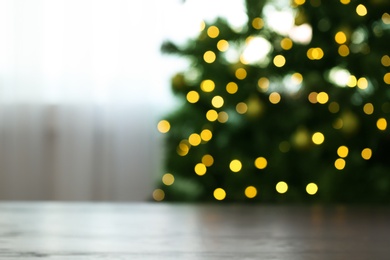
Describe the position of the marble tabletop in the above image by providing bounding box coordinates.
[0,202,389,259]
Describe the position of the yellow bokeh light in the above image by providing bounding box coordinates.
[269,92,281,104]
[235,68,247,80]
[206,109,218,122]
[307,48,324,60]
[186,91,200,103]
[177,140,190,156]
[361,148,372,160]
[317,92,329,104]
[254,157,267,169]
[308,92,318,104]
[276,181,288,194]
[306,183,318,195]
[328,102,340,113]
[377,118,387,130]
[199,21,206,31]
[226,82,238,94]
[357,77,368,89]
[280,38,293,50]
[230,159,242,172]
[333,118,344,129]
[291,73,303,84]
[347,75,357,87]
[200,129,212,141]
[207,26,220,38]
[212,96,224,108]
[273,55,286,67]
[338,45,350,57]
[204,51,216,63]
[245,186,258,199]
[189,133,201,146]
[252,17,264,30]
[258,77,270,91]
[213,188,226,200]
[382,55,390,67]
[236,102,248,114]
[337,146,349,158]
[312,132,325,145]
[294,0,305,5]
[340,0,350,4]
[217,39,229,52]
[157,120,170,133]
[201,79,215,92]
[335,158,346,170]
[202,154,214,167]
[383,13,390,24]
[162,173,175,186]
[384,73,390,85]
[217,111,229,123]
[335,31,347,44]
[356,4,367,16]
[363,103,374,115]
[152,189,165,201]
[195,163,207,176]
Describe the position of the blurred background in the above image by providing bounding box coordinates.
[0,0,241,200]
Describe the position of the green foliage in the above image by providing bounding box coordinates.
[157,0,390,203]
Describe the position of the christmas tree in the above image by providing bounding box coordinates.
[154,0,390,203]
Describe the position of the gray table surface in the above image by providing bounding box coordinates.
[0,202,389,259]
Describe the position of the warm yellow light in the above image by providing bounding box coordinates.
[226,82,238,94]
[307,48,324,60]
[340,0,350,4]
[335,31,347,44]
[316,92,329,104]
[328,102,340,113]
[335,158,346,170]
[308,92,318,104]
[254,157,267,170]
[157,120,170,133]
[257,77,270,91]
[217,111,229,123]
[338,45,350,57]
[276,181,288,194]
[306,183,318,195]
[162,173,175,186]
[204,51,216,63]
[200,129,212,141]
[152,189,165,201]
[217,39,229,52]
[206,109,218,122]
[357,77,368,89]
[230,159,242,172]
[337,146,349,158]
[207,26,220,38]
[312,132,325,145]
[363,103,374,115]
[280,38,293,50]
[252,17,264,30]
[377,118,387,130]
[356,4,367,16]
[202,154,214,167]
[189,133,201,146]
[294,0,305,5]
[383,13,390,24]
[347,75,357,87]
[236,102,248,114]
[273,55,286,67]
[211,96,224,108]
[361,148,372,160]
[201,79,215,92]
[245,186,258,198]
[291,73,303,84]
[199,21,206,31]
[384,73,390,85]
[194,163,207,176]
[177,140,190,156]
[269,92,281,104]
[382,55,390,67]
[186,91,200,103]
[213,188,226,200]
[235,68,247,80]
